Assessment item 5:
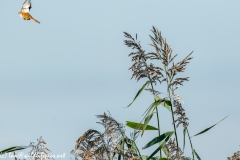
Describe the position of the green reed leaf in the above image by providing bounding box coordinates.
[146,140,169,160]
[147,147,161,160]
[160,141,168,157]
[193,149,201,160]
[126,121,158,130]
[142,100,162,119]
[0,146,29,155]
[141,156,147,160]
[119,137,142,159]
[142,131,174,149]
[141,155,159,160]
[164,100,172,107]
[146,133,172,159]
[142,112,154,136]
[124,138,137,154]
[193,115,228,137]
[142,98,169,122]
[127,80,150,108]
[154,95,171,111]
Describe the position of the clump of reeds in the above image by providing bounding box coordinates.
[28,136,53,160]
[123,26,227,160]
[71,113,141,160]
[70,26,227,160]
[124,26,193,159]
[228,151,240,160]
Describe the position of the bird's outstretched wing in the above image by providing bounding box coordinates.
[21,0,32,13]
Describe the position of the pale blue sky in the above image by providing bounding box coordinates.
[1,1,240,159]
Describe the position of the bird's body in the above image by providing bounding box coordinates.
[19,12,40,24]
[19,0,40,24]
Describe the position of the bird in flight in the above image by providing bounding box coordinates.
[19,0,40,24]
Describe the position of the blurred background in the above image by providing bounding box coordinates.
[0,0,239,159]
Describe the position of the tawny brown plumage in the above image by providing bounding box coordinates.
[19,0,40,24]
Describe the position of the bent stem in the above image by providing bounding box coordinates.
[164,65,179,151]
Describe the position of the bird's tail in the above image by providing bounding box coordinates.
[30,15,40,24]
